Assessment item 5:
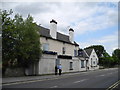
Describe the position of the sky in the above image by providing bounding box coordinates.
[1,0,118,55]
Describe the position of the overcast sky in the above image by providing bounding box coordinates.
[2,1,118,55]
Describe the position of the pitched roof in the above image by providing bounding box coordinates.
[84,48,93,56]
[57,32,70,43]
[38,26,51,38]
[78,49,89,58]
[38,25,79,46]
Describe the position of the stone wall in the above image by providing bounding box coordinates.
[4,68,25,77]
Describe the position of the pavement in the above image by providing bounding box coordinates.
[2,70,90,84]
[2,68,118,85]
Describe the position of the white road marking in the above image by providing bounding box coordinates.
[50,86,58,88]
[74,79,88,84]
[100,74,105,76]
[96,74,105,77]
[107,73,113,75]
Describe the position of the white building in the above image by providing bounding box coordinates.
[85,48,99,70]
[25,20,99,75]
[78,48,99,71]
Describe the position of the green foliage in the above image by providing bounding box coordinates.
[2,9,42,73]
[84,45,119,67]
[14,14,42,67]
[2,9,16,68]
[112,48,120,65]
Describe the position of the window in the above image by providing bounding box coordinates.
[42,43,49,51]
[91,58,92,66]
[78,51,83,57]
[56,59,60,66]
[93,61,95,65]
[74,50,78,56]
[81,60,85,68]
[62,47,66,54]
[70,62,73,70]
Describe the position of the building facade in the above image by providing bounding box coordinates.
[25,20,99,75]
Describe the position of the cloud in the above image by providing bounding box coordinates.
[79,31,118,55]
[2,2,117,34]
[73,3,118,35]
[2,2,118,55]
[14,2,61,17]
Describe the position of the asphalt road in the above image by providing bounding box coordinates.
[2,68,119,89]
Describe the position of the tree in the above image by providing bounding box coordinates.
[84,45,115,67]
[14,14,42,67]
[1,9,17,75]
[112,48,120,65]
[2,9,42,75]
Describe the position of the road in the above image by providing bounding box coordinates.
[2,68,119,89]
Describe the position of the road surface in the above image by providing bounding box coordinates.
[2,68,119,89]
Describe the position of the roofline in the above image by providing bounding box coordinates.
[40,35,79,46]
[83,49,89,57]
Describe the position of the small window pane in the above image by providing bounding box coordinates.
[70,62,73,70]
[74,50,77,56]
[62,47,66,54]
[43,43,49,51]
[81,60,84,68]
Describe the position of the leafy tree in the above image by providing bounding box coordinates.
[84,45,115,67]
[1,9,42,75]
[14,14,42,67]
[1,9,16,75]
[112,48,120,65]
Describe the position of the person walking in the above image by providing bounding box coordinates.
[58,64,62,75]
[55,65,58,75]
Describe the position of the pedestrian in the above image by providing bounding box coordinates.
[58,64,62,75]
[55,65,58,75]
[87,66,89,70]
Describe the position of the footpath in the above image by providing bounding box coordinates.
[2,68,116,85]
[2,70,91,84]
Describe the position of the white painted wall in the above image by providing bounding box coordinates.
[40,37,79,56]
[88,49,99,70]
[38,54,57,75]
[38,54,88,75]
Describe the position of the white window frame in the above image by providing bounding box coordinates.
[42,43,49,51]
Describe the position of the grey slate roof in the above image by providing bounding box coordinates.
[82,50,89,58]
[78,49,89,58]
[57,32,70,43]
[84,48,93,56]
[38,26,51,38]
[38,26,79,46]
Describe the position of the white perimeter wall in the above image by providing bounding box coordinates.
[38,54,57,75]
[38,54,87,75]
